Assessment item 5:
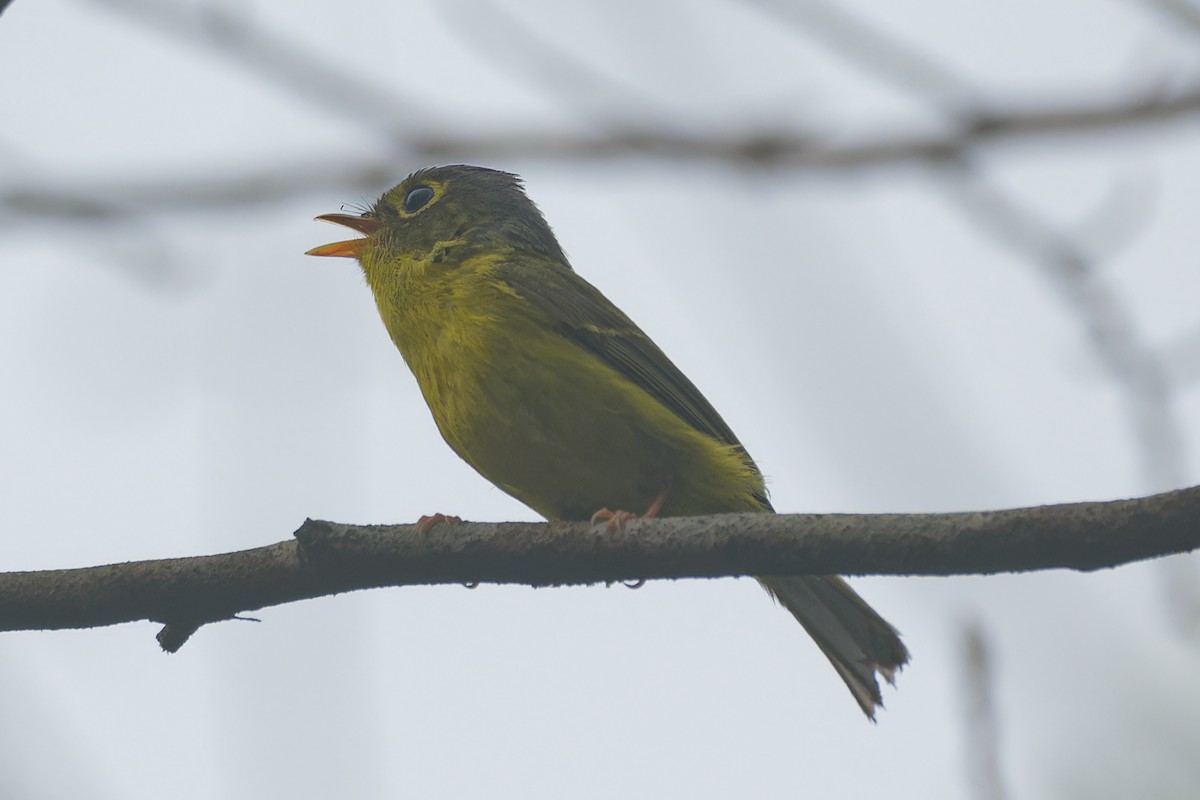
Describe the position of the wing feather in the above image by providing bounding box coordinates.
[502,258,771,509]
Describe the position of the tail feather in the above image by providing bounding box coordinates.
[758,575,909,720]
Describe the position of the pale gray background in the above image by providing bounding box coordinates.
[3,1,1200,798]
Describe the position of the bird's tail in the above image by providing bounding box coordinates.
[758,575,909,720]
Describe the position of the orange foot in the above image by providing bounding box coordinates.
[415,514,475,588]
[589,508,638,529]
[415,513,462,535]
[590,489,669,589]
[589,488,668,531]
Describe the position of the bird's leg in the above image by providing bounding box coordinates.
[415,513,463,535]
[589,508,637,528]
[415,514,475,587]
[590,488,669,530]
[642,488,667,519]
[590,488,669,589]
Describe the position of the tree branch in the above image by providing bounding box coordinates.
[959,620,1009,800]
[2,486,1198,651]
[743,0,981,116]
[937,157,1185,493]
[89,0,432,136]
[5,79,1200,226]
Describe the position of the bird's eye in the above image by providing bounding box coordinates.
[404,186,435,213]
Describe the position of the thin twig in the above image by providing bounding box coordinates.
[88,0,432,136]
[938,157,1185,493]
[741,0,980,116]
[1132,0,1200,33]
[1163,324,1200,387]
[961,621,1008,800]
[438,0,662,122]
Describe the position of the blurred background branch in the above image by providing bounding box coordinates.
[959,620,1008,800]
[0,0,1194,226]
[6,79,1200,222]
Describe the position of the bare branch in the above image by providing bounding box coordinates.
[1133,0,1200,33]
[960,621,1009,800]
[1163,324,1200,387]
[937,158,1200,632]
[1068,172,1159,261]
[741,0,979,116]
[88,0,431,135]
[2,485,1198,651]
[415,80,1200,160]
[937,158,1186,492]
[437,0,662,121]
[5,78,1200,225]
[0,159,401,225]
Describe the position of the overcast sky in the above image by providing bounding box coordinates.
[3,1,1200,798]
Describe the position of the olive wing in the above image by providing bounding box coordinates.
[502,259,770,506]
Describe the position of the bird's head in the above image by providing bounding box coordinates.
[307,165,569,282]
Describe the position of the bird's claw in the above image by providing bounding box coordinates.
[416,513,462,535]
[589,508,637,530]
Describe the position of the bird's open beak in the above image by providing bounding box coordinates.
[306,213,383,258]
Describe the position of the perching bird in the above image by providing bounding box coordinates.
[308,165,908,718]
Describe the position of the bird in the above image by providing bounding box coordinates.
[307,165,908,718]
